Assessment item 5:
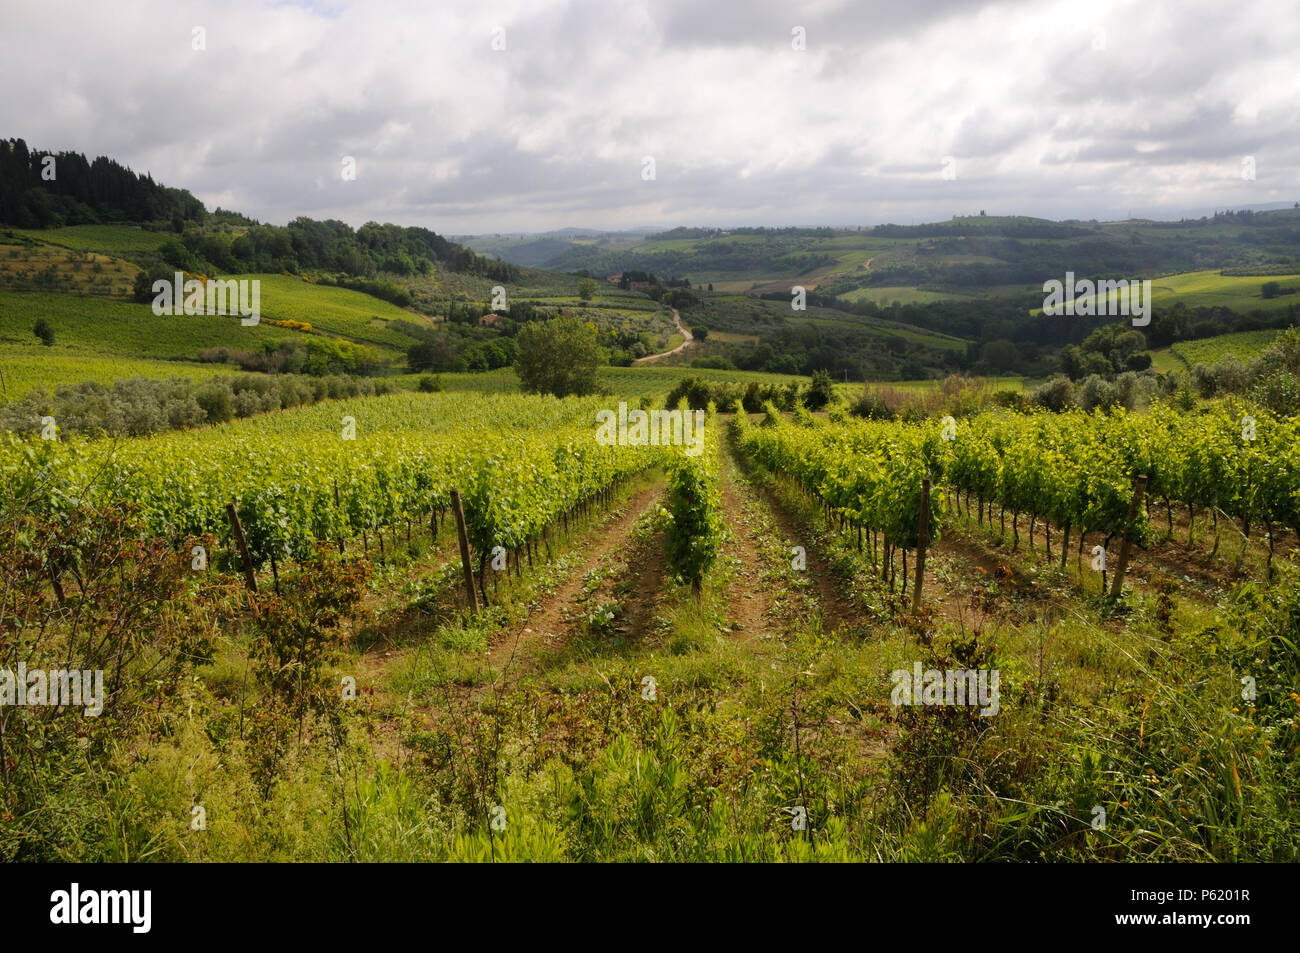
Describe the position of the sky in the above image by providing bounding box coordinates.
[1,0,1298,234]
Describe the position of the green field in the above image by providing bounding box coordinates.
[0,290,300,360]
[831,374,1026,404]
[0,278,438,399]
[7,224,175,254]
[0,276,709,403]
[1148,347,1184,374]
[245,274,429,350]
[785,311,970,353]
[1169,329,1283,368]
[391,364,811,400]
[0,344,231,400]
[1043,270,1300,316]
[3,347,803,409]
[837,285,970,306]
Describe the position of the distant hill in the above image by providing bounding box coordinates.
[458,209,1300,301]
[0,139,518,286]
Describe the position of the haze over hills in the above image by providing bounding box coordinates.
[459,201,1300,245]
[459,209,1300,301]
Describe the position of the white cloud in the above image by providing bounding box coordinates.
[1,0,1297,231]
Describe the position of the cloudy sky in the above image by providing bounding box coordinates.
[2,0,1298,233]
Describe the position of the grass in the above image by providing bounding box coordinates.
[391,365,812,400]
[0,273,436,369]
[1169,329,1284,369]
[6,224,175,254]
[1149,271,1300,311]
[707,331,759,344]
[1036,270,1300,316]
[831,374,1026,409]
[0,277,435,400]
[0,290,299,361]
[0,345,231,401]
[1148,347,1184,374]
[837,285,970,305]
[244,274,428,351]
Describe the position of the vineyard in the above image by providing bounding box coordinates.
[7,392,662,591]
[2,385,1298,863]
[1170,330,1284,370]
[9,0,1300,920]
[737,401,1300,582]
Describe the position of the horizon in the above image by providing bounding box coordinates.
[447,202,1300,239]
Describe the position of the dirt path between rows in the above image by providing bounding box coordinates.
[721,432,859,637]
[488,481,666,675]
[717,445,777,641]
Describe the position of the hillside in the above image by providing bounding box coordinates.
[0,151,689,395]
[467,211,1300,299]
[5,141,1299,402]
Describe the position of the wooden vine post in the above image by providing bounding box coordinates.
[912,477,930,612]
[225,502,259,593]
[450,488,479,613]
[1110,473,1148,599]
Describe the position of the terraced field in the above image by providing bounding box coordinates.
[0,241,140,297]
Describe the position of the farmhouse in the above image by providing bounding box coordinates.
[478,312,502,327]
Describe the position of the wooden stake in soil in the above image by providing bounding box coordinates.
[1109,474,1148,599]
[47,555,66,604]
[912,477,930,612]
[225,503,259,593]
[450,488,479,613]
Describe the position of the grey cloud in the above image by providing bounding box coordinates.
[1,0,1296,232]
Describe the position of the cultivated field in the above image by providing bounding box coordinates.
[5,382,1296,861]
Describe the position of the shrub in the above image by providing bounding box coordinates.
[803,369,835,410]
[33,317,54,346]
[232,389,261,418]
[850,389,895,420]
[1030,375,1075,412]
[1078,374,1120,412]
[193,383,233,423]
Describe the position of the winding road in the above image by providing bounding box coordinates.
[633,308,692,364]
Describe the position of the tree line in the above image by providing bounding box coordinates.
[132,217,519,289]
[0,138,205,228]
